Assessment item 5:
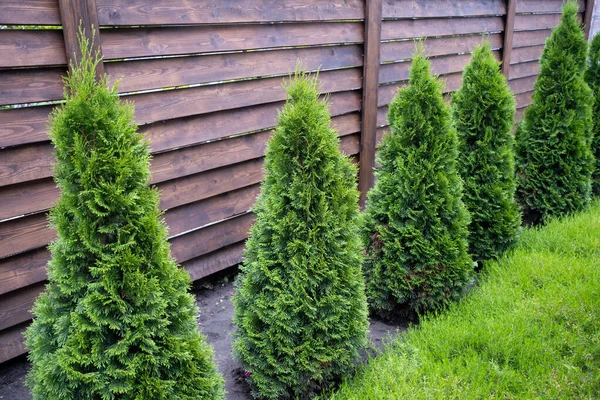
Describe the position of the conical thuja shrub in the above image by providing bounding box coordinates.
[25,34,224,399]
[362,51,474,315]
[453,42,521,264]
[232,71,368,399]
[515,0,594,223]
[585,31,600,195]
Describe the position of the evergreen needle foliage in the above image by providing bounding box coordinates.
[362,51,474,315]
[515,0,594,223]
[585,31,600,195]
[25,33,224,400]
[453,42,521,264]
[232,71,368,400]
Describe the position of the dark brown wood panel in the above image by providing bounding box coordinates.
[171,212,254,264]
[0,322,28,363]
[514,13,583,32]
[100,22,364,60]
[508,60,540,80]
[0,281,44,331]
[96,0,364,25]
[0,178,58,222]
[512,29,552,48]
[502,0,517,77]
[0,30,66,68]
[106,44,363,94]
[510,44,544,64]
[509,75,537,95]
[0,213,52,260]
[516,0,584,13]
[383,0,505,19]
[183,241,246,282]
[376,106,388,127]
[130,68,361,125]
[0,68,65,106]
[0,0,61,25]
[381,33,502,63]
[0,142,55,188]
[516,91,533,109]
[378,71,462,106]
[0,248,49,296]
[0,105,55,148]
[381,16,504,41]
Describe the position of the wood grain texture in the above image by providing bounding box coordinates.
[0,29,66,69]
[58,0,104,78]
[100,22,364,60]
[0,142,55,188]
[0,322,28,363]
[96,0,364,25]
[502,0,517,77]
[380,33,502,64]
[0,281,44,331]
[183,241,246,282]
[509,75,538,95]
[0,0,61,25]
[382,0,505,19]
[508,60,540,80]
[0,248,49,296]
[0,67,66,107]
[0,213,52,260]
[106,44,363,94]
[381,16,504,41]
[0,178,59,222]
[0,105,54,148]
[512,29,553,48]
[510,45,544,64]
[359,0,382,208]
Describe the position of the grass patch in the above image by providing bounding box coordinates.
[331,202,600,399]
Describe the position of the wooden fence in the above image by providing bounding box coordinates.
[0,0,595,364]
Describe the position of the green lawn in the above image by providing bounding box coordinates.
[331,202,600,399]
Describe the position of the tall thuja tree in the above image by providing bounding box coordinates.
[452,42,521,264]
[362,51,474,315]
[515,0,594,223]
[232,71,368,399]
[585,31,600,195]
[25,34,224,400]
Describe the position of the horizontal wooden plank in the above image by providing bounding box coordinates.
[380,33,502,63]
[107,44,363,94]
[0,105,55,148]
[377,106,388,127]
[0,178,59,222]
[0,67,66,106]
[0,0,61,25]
[509,75,537,95]
[0,29,66,68]
[171,212,254,264]
[96,0,364,25]
[0,142,55,188]
[516,0,585,14]
[0,281,43,331]
[130,67,361,125]
[0,322,28,363]
[100,22,363,60]
[514,12,582,31]
[183,241,246,282]
[512,29,552,47]
[515,91,533,108]
[510,44,544,64]
[378,71,463,106]
[0,213,52,260]
[508,60,540,80]
[383,0,506,19]
[0,248,49,296]
[381,16,504,41]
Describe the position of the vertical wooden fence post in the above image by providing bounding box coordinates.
[58,0,104,79]
[584,0,596,40]
[501,0,517,78]
[358,0,383,208]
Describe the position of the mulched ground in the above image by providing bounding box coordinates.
[0,271,407,400]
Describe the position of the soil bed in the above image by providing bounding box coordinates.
[0,271,407,400]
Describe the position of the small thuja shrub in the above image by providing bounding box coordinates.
[452,42,521,264]
[515,0,594,223]
[585,31,600,195]
[362,51,474,315]
[232,71,368,399]
[25,34,224,400]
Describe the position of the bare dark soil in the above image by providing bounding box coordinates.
[0,271,407,400]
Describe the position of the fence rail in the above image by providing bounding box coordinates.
[0,0,595,364]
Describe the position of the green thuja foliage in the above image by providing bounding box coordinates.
[585,31,600,195]
[232,71,368,399]
[25,33,224,400]
[452,42,521,264]
[515,0,594,223]
[362,51,474,315]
